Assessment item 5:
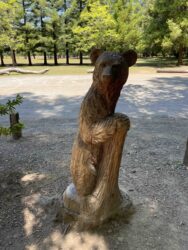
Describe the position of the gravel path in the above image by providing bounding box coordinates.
[0,73,188,120]
[0,74,188,250]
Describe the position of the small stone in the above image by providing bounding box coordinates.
[180,221,185,226]
[117,237,124,242]
[131,170,136,173]
[13,234,18,239]
[128,189,134,192]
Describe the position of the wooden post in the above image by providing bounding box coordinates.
[10,113,22,140]
[61,49,137,229]
[183,139,188,166]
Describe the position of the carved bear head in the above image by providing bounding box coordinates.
[90,49,137,89]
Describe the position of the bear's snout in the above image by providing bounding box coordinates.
[102,65,112,77]
[101,64,121,84]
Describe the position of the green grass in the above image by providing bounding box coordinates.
[22,65,92,75]
[1,56,187,76]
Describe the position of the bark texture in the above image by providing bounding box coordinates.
[0,67,49,75]
[11,50,17,66]
[63,49,137,229]
[177,45,183,66]
[183,139,188,166]
[10,113,22,140]
[0,53,5,66]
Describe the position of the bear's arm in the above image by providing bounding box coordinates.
[88,113,130,144]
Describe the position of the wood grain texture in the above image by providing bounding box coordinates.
[64,49,137,228]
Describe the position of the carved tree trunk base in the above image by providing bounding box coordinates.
[61,115,132,229]
[62,183,132,229]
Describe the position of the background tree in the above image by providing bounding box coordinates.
[0,0,23,66]
[61,0,87,64]
[142,0,188,64]
[45,0,65,65]
[73,0,118,53]
[0,0,187,65]
[31,0,47,65]
[112,0,144,52]
[18,0,39,65]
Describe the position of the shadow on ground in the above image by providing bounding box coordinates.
[0,76,188,123]
[119,76,188,118]
[0,75,188,249]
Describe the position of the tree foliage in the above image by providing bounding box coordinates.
[0,0,187,65]
[0,94,24,137]
[73,0,118,52]
[142,0,188,63]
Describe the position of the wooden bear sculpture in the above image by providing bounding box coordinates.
[63,49,137,228]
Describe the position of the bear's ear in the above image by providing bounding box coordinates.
[90,48,103,64]
[122,50,137,67]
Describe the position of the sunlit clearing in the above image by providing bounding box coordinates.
[149,200,158,214]
[26,244,38,250]
[43,230,109,250]
[21,173,46,183]
[23,208,38,236]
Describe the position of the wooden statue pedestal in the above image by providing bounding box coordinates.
[63,183,132,229]
[62,114,132,229]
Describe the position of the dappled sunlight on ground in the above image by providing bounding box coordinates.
[24,207,39,237]
[0,74,187,122]
[21,173,46,184]
[41,230,108,250]
[119,75,188,118]
[0,74,188,249]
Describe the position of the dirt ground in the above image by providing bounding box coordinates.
[0,73,188,250]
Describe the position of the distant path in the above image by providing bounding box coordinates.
[0,74,188,120]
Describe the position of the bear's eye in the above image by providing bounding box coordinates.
[112,63,121,68]
[112,64,120,71]
[100,62,107,68]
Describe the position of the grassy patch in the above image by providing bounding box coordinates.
[1,56,187,76]
[22,65,92,75]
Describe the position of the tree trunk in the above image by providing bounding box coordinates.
[66,43,69,65]
[43,51,47,65]
[177,45,183,66]
[27,51,32,66]
[64,0,69,65]
[62,115,131,229]
[10,113,22,140]
[79,1,83,66]
[79,51,83,65]
[0,53,5,66]
[78,115,131,228]
[11,50,17,66]
[0,67,49,75]
[183,139,188,166]
[54,44,58,65]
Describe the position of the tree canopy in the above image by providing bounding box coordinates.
[0,0,187,65]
